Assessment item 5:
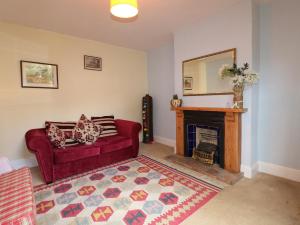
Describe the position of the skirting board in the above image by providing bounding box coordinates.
[241,163,258,179]
[154,136,176,148]
[241,162,300,181]
[258,161,300,182]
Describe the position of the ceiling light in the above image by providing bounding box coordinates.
[110,0,138,18]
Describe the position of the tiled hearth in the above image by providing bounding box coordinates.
[165,154,243,185]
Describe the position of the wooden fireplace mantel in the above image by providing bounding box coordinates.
[175,107,247,113]
[175,107,247,173]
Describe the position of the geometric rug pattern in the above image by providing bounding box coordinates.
[34,156,221,225]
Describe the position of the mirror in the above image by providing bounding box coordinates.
[182,48,236,96]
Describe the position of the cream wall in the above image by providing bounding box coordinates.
[0,22,148,163]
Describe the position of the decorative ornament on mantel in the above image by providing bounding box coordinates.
[110,0,138,18]
[219,63,259,109]
[170,94,182,110]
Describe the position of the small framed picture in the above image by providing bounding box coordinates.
[184,77,193,90]
[84,55,102,71]
[20,61,58,89]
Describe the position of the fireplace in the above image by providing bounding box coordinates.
[184,111,225,168]
[174,107,246,173]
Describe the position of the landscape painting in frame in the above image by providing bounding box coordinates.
[20,61,58,89]
[84,55,102,71]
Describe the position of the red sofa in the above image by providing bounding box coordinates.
[25,119,141,184]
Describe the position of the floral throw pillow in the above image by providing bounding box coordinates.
[47,124,66,148]
[73,114,102,145]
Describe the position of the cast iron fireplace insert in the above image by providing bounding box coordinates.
[184,110,225,168]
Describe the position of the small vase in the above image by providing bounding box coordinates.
[233,85,244,109]
[170,99,182,109]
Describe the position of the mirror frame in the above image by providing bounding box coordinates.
[182,48,236,96]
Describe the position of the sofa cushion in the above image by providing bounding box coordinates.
[45,121,77,147]
[54,144,100,164]
[96,135,132,154]
[91,115,118,138]
[47,124,66,148]
[73,114,102,145]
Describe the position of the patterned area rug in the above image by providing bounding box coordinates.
[34,156,221,225]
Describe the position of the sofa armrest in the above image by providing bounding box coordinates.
[115,119,142,138]
[115,119,142,157]
[25,128,54,183]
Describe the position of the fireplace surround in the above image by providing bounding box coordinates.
[175,107,246,173]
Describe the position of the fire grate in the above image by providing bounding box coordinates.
[192,128,218,165]
[193,143,217,165]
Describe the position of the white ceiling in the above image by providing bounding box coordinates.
[0,0,243,51]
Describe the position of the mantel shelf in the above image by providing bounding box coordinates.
[175,107,247,113]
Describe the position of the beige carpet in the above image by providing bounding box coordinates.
[31,143,300,225]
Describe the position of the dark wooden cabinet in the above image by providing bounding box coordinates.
[142,94,153,143]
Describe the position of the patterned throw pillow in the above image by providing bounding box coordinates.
[46,124,66,148]
[45,121,77,147]
[91,115,118,138]
[73,114,102,145]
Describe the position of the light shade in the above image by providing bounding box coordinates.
[110,0,138,18]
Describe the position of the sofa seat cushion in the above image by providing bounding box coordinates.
[54,144,100,164]
[96,135,132,154]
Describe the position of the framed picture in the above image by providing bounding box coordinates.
[184,77,193,90]
[84,55,102,71]
[20,61,58,89]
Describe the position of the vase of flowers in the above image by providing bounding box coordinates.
[219,63,259,109]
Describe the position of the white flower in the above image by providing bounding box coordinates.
[218,63,259,87]
[244,69,259,85]
[232,76,244,86]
